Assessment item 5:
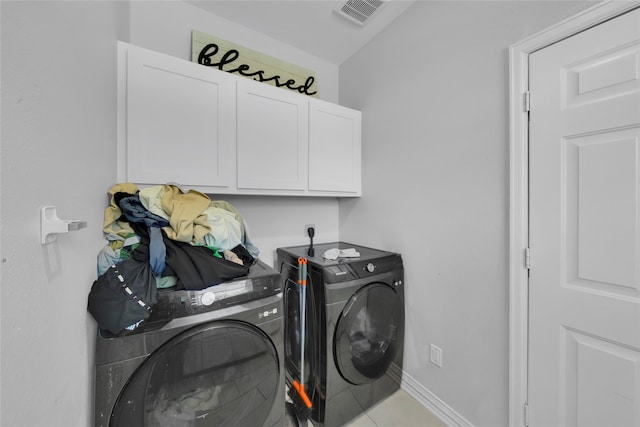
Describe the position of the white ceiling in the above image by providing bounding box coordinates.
[185,0,416,65]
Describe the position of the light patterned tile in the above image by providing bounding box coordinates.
[344,412,379,427]
[365,389,448,427]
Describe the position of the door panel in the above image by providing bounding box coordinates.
[563,329,640,427]
[576,133,637,288]
[124,44,235,187]
[308,99,361,193]
[236,79,308,191]
[529,8,640,427]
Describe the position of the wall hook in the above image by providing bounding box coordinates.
[40,206,87,244]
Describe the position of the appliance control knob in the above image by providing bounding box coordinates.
[366,263,375,273]
[201,292,216,306]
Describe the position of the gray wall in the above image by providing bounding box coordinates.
[339,1,596,426]
[1,1,127,425]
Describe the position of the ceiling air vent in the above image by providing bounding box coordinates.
[334,0,388,26]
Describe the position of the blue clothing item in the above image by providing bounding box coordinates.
[148,227,166,276]
[240,218,260,259]
[118,194,170,228]
[97,245,121,277]
[116,193,170,276]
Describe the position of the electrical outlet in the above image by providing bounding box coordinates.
[304,224,316,237]
[430,344,443,367]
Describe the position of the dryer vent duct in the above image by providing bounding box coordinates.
[334,0,388,26]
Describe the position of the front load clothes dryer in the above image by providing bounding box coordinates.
[277,242,404,427]
[94,260,285,427]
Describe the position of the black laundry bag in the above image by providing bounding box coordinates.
[161,238,250,290]
[87,259,157,335]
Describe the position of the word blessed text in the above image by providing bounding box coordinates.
[198,43,317,96]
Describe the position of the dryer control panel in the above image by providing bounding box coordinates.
[322,254,402,284]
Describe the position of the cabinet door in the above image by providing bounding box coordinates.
[308,99,361,194]
[120,43,235,188]
[236,79,308,191]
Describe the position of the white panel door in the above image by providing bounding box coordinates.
[529,8,640,427]
[236,79,308,191]
[308,99,361,194]
[124,43,236,187]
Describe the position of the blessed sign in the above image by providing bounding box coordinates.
[191,30,319,97]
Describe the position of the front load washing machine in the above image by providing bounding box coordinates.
[277,242,404,426]
[94,260,285,427]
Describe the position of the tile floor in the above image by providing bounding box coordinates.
[343,388,447,427]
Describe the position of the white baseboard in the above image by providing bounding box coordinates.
[389,364,475,427]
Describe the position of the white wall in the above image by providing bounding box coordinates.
[1,1,128,425]
[128,0,339,103]
[339,1,596,426]
[222,195,339,267]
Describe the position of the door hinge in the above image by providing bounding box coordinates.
[524,91,530,112]
[524,402,529,427]
[524,247,531,270]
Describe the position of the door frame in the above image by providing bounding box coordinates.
[508,2,640,426]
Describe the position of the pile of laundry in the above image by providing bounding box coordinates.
[87,183,260,336]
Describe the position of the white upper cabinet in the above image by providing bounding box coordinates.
[309,99,361,195]
[118,42,236,188]
[236,79,308,191]
[118,42,361,197]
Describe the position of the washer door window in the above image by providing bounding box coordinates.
[334,283,404,385]
[110,321,280,426]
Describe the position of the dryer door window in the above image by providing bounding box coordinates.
[110,320,280,426]
[334,283,404,385]
[284,276,317,385]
